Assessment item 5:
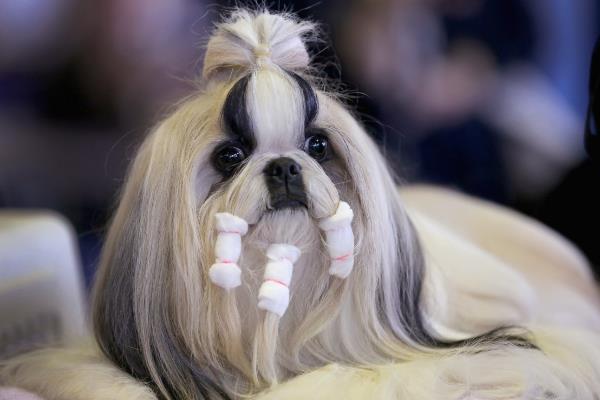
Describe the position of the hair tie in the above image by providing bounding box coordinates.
[318,201,355,278]
[209,212,248,289]
[257,243,301,316]
[254,44,272,67]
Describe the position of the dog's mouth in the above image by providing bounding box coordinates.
[268,185,308,210]
[269,194,308,210]
[271,199,307,210]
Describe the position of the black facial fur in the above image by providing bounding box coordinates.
[288,71,319,126]
[288,72,335,164]
[214,75,255,178]
[222,74,255,146]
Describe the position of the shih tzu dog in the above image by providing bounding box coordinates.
[3,9,600,400]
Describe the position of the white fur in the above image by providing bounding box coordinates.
[202,10,314,81]
[0,343,157,400]
[256,328,600,400]
[248,69,306,151]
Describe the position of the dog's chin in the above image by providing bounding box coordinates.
[247,203,317,250]
[268,191,308,212]
[269,199,307,211]
[261,203,309,222]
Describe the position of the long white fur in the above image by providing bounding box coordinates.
[256,328,600,400]
[2,8,600,400]
[209,212,248,289]
[257,244,301,316]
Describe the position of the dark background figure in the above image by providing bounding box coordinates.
[1,0,599,286]
[585,37,600,161]
[537,37,600,270]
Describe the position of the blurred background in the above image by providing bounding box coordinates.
[1,0,599,291]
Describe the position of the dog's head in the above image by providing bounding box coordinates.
[92,10,429,399]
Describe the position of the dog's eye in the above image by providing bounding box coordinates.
[304,134,330,162]
[213,145,246,174]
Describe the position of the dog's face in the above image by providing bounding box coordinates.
[197,70,346,324]
[199,69,343,230]
[92,10,428,400]
[222,73,340,205]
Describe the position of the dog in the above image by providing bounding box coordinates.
[3,9,600,400]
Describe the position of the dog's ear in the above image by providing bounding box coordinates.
[91,122,228,400]
[317,98,433,353]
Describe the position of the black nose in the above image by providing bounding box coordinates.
[264,157,302,182]
[264,157,307,209]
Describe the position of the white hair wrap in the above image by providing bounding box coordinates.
[257,244,301,317]
[209,212,248,289]
[318,201,355,279]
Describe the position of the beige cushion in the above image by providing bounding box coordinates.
[0,211,87,359]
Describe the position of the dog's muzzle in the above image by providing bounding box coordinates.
[264,157,308,209]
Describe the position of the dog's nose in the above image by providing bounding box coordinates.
[264,157,302,182]
[264,157,307,209]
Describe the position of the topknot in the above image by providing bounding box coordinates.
[202,9,316,81]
